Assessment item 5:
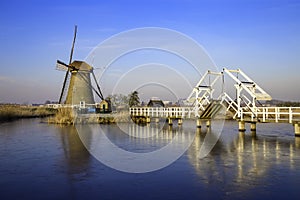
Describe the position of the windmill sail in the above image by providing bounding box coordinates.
[56,61,69,71]
[58,25,77,104]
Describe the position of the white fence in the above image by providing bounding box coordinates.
[130,107,195,118]
[46,102,98,109]
[239,107,300,123]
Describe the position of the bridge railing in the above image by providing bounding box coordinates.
[46,103,97,109]
[129,107,195,118]
[239,107,300,123]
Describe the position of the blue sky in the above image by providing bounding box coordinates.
[0,0,299,103]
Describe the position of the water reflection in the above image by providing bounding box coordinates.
[188,125,300,191]
[57,121,300,179]
[57,121,300,189]
[76,122,196,173]
[57,125,91,179]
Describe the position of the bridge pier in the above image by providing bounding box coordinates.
[196,118,202,128]
[206,120,211,127]
[250,122,256,131]
[250,122,257,137]
[146,117,151,123]
[178,118,183,125]
[168,118,173,126]
[238,121,246,132]
[295,123,300,137]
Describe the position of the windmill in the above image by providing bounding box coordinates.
[56,25,104,105]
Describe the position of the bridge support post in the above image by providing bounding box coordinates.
[196,127,201,134]
[250,122,256,131]
[250,122,256,137]
[238,121,246,132]
[196,118,202,128]
[251,130,256,137]
[206,120,211,127]
[295,123,300,137]
[168,118,173,126]
[178,118,183,125]
[146,117,151,123]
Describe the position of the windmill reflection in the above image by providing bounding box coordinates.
[57,125,92,179]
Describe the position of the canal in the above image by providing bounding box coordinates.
[0,119,300,199]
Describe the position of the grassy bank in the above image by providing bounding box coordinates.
[48,108,75,125]
[0,105,57,122]
[47,109,131,124]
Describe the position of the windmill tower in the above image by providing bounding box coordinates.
[56,26,104,105]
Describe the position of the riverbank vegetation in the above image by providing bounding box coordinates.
[0,104,56,122]
[47,108,131,124]
[47,108,74,125]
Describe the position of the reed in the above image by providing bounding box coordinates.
[48,108,75,125]
[0,105,56,122]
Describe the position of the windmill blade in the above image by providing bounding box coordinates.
[57,59,69,67]
[69,25,77,65]
[58,70,70,104]
[56,60,69,71]
[57,25,78,104]
[57,59,78,71]
[92,71,104,100]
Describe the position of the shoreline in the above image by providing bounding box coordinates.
[0,105,56,123]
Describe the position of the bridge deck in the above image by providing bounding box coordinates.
[130,107,195,119]
[240,107,300,124]
[130,106,300,124]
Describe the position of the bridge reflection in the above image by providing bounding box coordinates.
[56,121,300,186]
[188,125,300,188]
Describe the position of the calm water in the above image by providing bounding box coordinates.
[0,119,300,200]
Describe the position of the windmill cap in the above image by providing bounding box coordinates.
[71,60,93,71]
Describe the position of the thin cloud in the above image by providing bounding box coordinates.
[0,76,15,83]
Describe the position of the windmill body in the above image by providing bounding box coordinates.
[65,61,95,105]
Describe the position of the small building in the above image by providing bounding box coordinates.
[147,99,165,107]
[96,99,112,113]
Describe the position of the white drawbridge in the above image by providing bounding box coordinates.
[187,68,273,119]
[130,68,300,135]
[187,68,300,127]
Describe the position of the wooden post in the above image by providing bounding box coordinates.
[295,137,300,148]
[196,127,201,134]
[250,122,256,131]
[238,120,246,132]
[178,118,183,125]
[196,118,202,128]
[295,123,300,137]
[168,118,173,126]
[146,117,151,123]
[206,120,211,127]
